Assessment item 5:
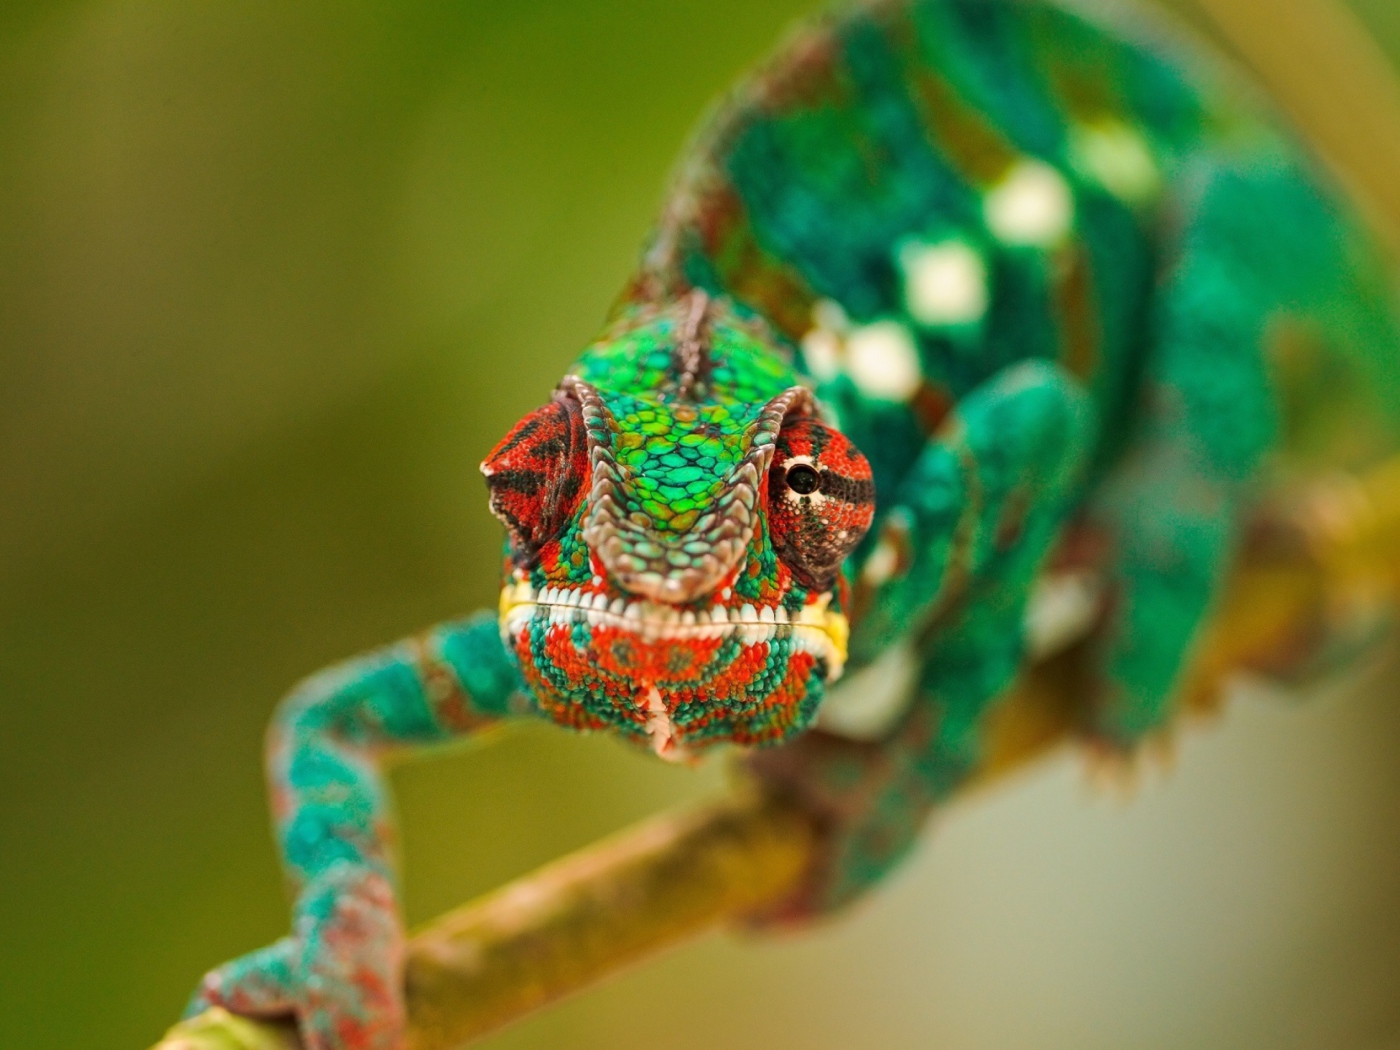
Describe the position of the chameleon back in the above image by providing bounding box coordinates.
[617,0,1400,673]
[634,0,1400,489]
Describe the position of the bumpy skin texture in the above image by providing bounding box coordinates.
[193,0,1400,1045]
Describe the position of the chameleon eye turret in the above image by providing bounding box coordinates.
[768,417,875,591]
[480,394,590,565]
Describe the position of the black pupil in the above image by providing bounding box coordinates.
[786,464,821,495]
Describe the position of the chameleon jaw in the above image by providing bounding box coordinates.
[498,579,848,681]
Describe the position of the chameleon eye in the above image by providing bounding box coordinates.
[785,463,821,495]
[480,395,589,565]
[767,417,875,590]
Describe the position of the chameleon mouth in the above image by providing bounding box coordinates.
[498,580,848,680]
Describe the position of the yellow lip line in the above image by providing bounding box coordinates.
[501,598,845,635]
[498,587,849,676]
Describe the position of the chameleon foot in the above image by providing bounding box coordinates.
[188,865,405,1050]
[1082,730,1180,801]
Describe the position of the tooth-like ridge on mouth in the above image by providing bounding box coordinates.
[506,599,835,642]
[526,604,813,627]
[500,591,844,678]
[502,584,834,625]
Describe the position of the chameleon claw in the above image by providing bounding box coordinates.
[1082,731,1180,801]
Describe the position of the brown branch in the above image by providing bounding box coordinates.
[153,789,819,1050]
[401,791,814,1048]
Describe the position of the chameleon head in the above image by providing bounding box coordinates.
[481,295,875,760]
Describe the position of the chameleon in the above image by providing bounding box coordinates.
[187,0,1400,1045]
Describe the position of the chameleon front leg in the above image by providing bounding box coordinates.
[187,611,520,1050]
[1083,149,1374,745]
[749,360,1096,919]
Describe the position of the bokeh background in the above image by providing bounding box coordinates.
[4,1,1400,1047]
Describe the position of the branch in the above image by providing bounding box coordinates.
[153,780,818,1050]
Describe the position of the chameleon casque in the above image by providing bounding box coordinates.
[189,0,1400,1045]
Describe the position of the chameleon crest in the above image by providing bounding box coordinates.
[482,293,874,757]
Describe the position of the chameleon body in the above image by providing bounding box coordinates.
[190,0,1400,1046]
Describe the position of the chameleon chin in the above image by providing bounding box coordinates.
[186,0,1400,1046]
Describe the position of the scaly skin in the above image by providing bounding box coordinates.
[191,0,1400,1045]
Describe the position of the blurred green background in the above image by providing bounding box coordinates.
[3,1,1400,1047]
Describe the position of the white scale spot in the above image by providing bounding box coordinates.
[861,537,900,586]
[984,159,1075,247]
[812,298,850,332]
[898,239,989,327]
[1024,570,1103,660]
[845,320,922,401]
[801,298,922,404]
[818,639,919,741]
[800,327,842,383]
[1069,120,1161,204]
[800,299,850,383]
